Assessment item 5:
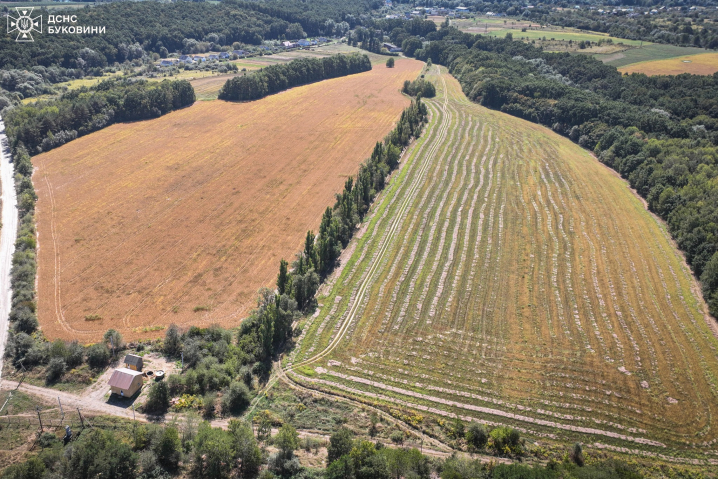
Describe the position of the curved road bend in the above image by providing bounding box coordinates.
[0,117,19,381]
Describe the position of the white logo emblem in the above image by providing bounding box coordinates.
[7,7,42,42]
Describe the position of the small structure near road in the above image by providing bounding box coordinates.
[123,354,143,371]
[108,367,144,397]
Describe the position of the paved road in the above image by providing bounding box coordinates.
[0,117,18,380]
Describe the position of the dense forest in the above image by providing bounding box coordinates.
[218,53,372,101]
[4,79,195,154]
[0,0,377,73]
[391,1,718,49]
[409,25,718,315]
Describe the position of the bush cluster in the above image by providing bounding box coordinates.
[402,78,436,98]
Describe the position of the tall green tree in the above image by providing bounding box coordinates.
[277,259,289,295]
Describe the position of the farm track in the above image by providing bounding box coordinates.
[288,67,718,461]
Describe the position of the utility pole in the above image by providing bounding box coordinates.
[77,407,85,429]
[36,407,43,432]
[58,397,64,422]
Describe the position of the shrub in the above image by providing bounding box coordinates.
[164,323,182,357]
[154,426,182,471]
[386,57,395,68]
[202,392,216,418]
[571,443,584,467]
[167,373,184,395]
[86,343,110,369]
[66,341,84,368]
[103,329,123,350]
[327,427,354,464]
[465,422,488,451]
[145,381,170,413]
[390,430,404,446]
[489,426,522,455]
[45,357,66,383]
[11,306,38,334]
[221,381,250,415]
[49,339,67,360]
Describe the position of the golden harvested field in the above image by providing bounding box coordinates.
[618,52,718,76]
[289,67,718,461]
[32,58,423,342]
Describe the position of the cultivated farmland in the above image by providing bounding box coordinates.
[32,57,423,341]
[618,52,718,76]
[598,44,707,68]
[288,66,718,462]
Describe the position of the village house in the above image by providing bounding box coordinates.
[123,354,143,371]
[108,368,144,398]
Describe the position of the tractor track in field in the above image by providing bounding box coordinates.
[288,66,450,372]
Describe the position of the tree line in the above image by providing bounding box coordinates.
[275,98,428,312]
[1,417,670,479]
[411,25,718,316]
[4,79,195,154]
[218,54,371,102]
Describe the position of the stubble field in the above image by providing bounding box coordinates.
[32,57,423,341]
[289,67,718,462]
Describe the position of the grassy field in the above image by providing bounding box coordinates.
[485,28,646,46]
[598,44,708,68]
[618,52,718,76]
[287,66,718,462]
[450,18,645,47]
[31,57,423,342]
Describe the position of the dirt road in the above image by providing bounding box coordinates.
[0,118,18,380]
[0,379,148,421]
